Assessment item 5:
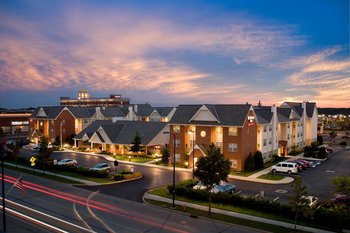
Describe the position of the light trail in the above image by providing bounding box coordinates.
[3,174,189,233]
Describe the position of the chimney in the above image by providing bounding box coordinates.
[258,100,262,107]
[246,102,249,105]
[271,104,276,112]
[133,104,138,113]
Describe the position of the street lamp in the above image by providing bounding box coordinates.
[190,130,195,179]
[164,131,176,208]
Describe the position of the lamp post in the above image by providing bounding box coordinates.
[164,131,176,208]
[60,120,63,150]
[190,130,195,179]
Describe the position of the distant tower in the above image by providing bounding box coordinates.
[78,90,90,100]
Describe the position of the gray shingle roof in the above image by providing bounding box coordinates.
[170,104,251,126]
[253,106,273,124]
[74,120,111,139]
[131,104,155,116]
[306,102,316,118]
[107,121,167,145]
[101,107,125,118]
[31,106,65,119]
[277,107,292,122]
[69,107,96,118]
[154,107,174,117]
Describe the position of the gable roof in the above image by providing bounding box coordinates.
[154,107,175,117]
[31,106,65,119]
[74,120,111,140]
[277,107,292,122]
[253,106,273,124]
[170,104,251,126]
[306,102,316,118]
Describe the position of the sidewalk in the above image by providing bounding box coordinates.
[143,192,335,233]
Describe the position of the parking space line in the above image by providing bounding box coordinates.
[273,197,279,202]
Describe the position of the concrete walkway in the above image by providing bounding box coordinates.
[143,192,335,233]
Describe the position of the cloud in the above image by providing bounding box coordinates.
[285,48,350,107]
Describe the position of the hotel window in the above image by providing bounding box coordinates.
[269,125,272,131]
[288,124,290,128]
[287,134,290,140]
[257,143,260,148]
[228,127,238,136]
[175,139,180,147]
[84,119,89,124]
[175,153,180,162]
[263,139,267,146]
[269,139,272,145]
[263,126,267,132]
[173,125,180,133]
[228,143,238,152]
[230,159,238,169]
[215,142,223,151]
[297,133,300,137]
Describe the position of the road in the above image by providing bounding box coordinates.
[1,169,263,233]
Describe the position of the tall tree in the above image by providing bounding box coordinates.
[161,147,169,164]
[131,131,142,155]
[194,143,231,213]
[289,177,313,231]
[254,151,264,169]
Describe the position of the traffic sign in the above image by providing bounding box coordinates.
[31,162,35,167]
[30,156,36,163]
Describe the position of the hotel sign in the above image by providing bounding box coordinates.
[247,116,255,126]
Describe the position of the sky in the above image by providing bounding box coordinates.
[0,0,349,109]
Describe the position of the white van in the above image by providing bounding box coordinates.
[271,162,298,174]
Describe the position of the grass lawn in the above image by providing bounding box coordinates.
[147,186,336,232]
[145,199,310,233]
[110,154,154,163]
[4,164,82,184]
[257,173,285,180]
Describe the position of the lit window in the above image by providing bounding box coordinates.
[175,153,180,162]
[173,125,180,133]
[228,143,238,152]
[230,159,238,168]
[228,127,238,136]
[175,139,180,147]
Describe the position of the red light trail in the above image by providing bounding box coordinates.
[3,174,189,233]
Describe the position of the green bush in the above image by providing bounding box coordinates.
[317,147,328,159]
[254,151,264,169]
[244,153,255,171]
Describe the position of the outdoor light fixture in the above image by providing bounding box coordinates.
[163,131,176,208]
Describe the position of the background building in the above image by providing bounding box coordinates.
[60,90,130,107]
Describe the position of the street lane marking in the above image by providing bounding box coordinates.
[326,170,336,173]
[275,189,288,194]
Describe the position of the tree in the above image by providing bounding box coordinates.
[131,131,142,156]
[244,152,255,171]
[317,147,327,159]
[254,151,264,169]
[39,136,50,167]
[317,135,323,145]
[161,147,169,164]
[289,177,313,231]
[332,176,350,194]
[194,143,231,213]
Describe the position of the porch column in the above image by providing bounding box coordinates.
[74,139,77,147]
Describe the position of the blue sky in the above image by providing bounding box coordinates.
[0,0,349,108]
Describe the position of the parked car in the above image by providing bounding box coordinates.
[319,145,334,153]
[333,193,350,202]
[89,163,111,172]
[271,162,299,174]
[291,160,307,170]
[33,144,41,151]
[193,181,236,194]
[57,159,77,166]
[297,159,311,168]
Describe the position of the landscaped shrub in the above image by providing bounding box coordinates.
[254,151,264,169]
[244,153,255,171]
[317,147,328,159]
[114,170,142,181]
